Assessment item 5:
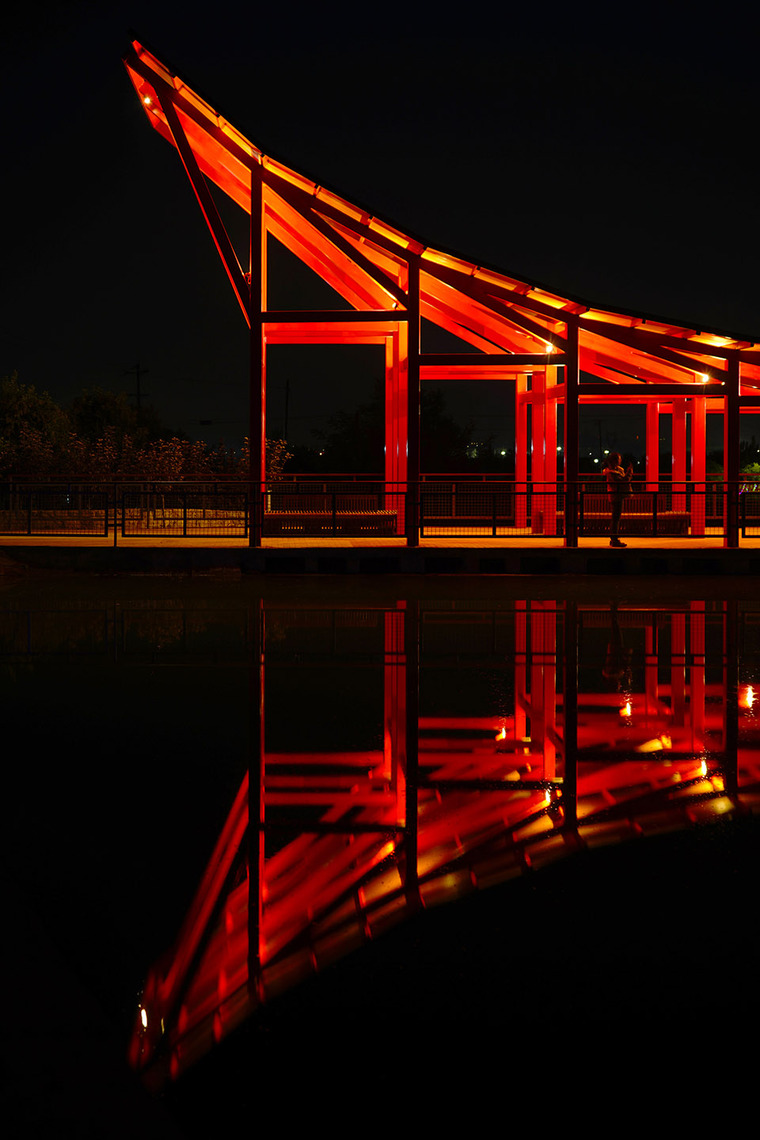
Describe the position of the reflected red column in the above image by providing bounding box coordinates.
[530,601,557,779]
[515,601,528,741]
[671,610,687,726]
[404,599,420,906]
[724,599,739,795]
[645,612,659,718]
[384,606,405,789]
[562,600,578,827]
[247,598,265,1000]
[690,602,706,749]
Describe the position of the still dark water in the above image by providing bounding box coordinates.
[3,572,759,1134]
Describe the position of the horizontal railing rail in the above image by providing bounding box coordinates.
[0,478,753,543]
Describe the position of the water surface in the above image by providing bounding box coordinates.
[3,573,758,1131]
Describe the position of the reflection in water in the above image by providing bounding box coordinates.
[3,580,758,1096]
[124,592,756,1086]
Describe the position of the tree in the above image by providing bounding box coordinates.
[237,437,294,480]
[68,387,175,450]
[0,373,71,476]
[312,381,473,473]
[420,388,473,472]
[314,383,385,472]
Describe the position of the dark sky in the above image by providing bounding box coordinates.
[3,2,760,452]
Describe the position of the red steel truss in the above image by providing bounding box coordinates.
[124,41,760,547]
[128,598,760,1086]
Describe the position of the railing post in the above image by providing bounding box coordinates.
[741,488,746,538]
[577,486,584,536]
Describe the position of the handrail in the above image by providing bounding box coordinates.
[0,479,751,545]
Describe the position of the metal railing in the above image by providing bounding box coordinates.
[0,478,754,542]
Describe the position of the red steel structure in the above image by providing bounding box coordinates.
[123,41,760,548]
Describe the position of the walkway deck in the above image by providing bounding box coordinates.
[3,533,760,575]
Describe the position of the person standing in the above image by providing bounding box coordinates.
[603,452,633,548]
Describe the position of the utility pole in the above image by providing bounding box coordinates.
[125,363,149,411]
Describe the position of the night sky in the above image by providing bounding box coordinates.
[3,2,760,455]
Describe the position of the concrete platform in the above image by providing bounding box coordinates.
[2,533,760,575]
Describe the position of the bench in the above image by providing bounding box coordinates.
[578,493,690,535]
[264,510,397,536]
[576,512,690,536]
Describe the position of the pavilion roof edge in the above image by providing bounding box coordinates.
[124,36,760,350]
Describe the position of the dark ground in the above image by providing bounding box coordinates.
[4,813,758,1137]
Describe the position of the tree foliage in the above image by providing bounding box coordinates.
[0,373,71,475]
[0,373,289,480]
[312,380,473,473]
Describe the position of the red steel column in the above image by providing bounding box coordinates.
[564,319,580,547]
[646,401,660,492]
[724,356,740,547]
[544,366,558,535]
[249,164,265,547]
[405,257,421,546]
[672,399,687,514]
[385,334,406,535]
[516,377,529,529]
[531,370,545,534]
[691,396,706,536]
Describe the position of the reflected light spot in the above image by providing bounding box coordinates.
[636,734,672,753]
[740,684,755,710]
[619,701,632,717]
[140,1007,148,1029]
[495,726,506,741]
